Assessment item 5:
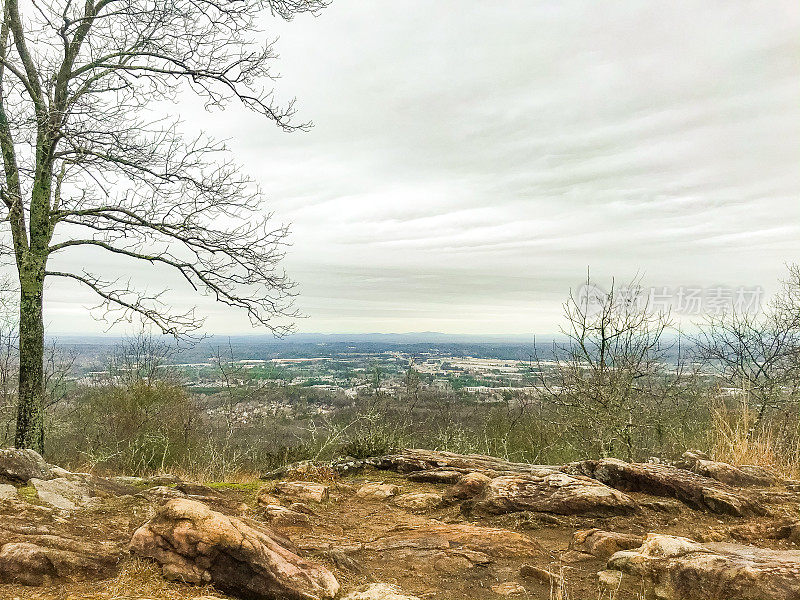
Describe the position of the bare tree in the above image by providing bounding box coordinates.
[695,264,800,426]
[0,0,325,450]
[108,329,175,387]
[534,274,688,460]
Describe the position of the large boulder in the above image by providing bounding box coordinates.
[130,498,339,600]
[568,458,765,516]
[607,534,800,600]
[0,448,53,483]
[470,473,638,516]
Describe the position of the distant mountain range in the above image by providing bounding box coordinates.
[49,332,562,345]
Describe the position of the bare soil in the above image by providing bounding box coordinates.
[0,468,797,600]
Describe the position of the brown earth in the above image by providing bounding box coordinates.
[0,450,799,599]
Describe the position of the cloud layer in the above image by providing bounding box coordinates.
[45,0,800,334]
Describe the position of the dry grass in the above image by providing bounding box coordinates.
[0,558,231,600]
[710,399,800,480]
[103,557,229,600]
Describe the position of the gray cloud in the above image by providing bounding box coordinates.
[44,0,800,335]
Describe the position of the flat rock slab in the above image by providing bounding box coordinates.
[130,498,339,600]
[568,458,766,516]
[0,448,53,483]
[370,448,560,477]
[365,521,542,559]
[607,534,800,600]
[0,538,121,585]
[470,473,638,516]
[676,451,779,487]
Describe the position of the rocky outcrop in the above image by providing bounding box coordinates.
[470,473,638,516]
[676,451,778,487]
[570,529,644,558]
[0,448,53,483]
[607,534,800,600]
[568,458,766,516]
[130,498,339,600]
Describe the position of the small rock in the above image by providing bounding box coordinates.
[356,482,400,500]
[491,582,526,596]
[571,529,644,558]
[262,505,312,528]
[323,549,366,574]
[274,481,330,503]
[0,449,53,483]
[0,484,17,500]
[446,472,491,500]
[341,583,421,600]
[433,555,473,574]
[520,564,560,585]
[176,482,221,497]
[288,502,317,515]
[597,569,622,588]
[393,492,442,511]
[146,474,182,486]
[111,476,149,486]
[257,490,283,506]
[407,469,464,484]
[140,486,187,503]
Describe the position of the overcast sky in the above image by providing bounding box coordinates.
[46,0,800,335]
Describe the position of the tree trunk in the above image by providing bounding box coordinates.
[15,278,44,452]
